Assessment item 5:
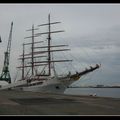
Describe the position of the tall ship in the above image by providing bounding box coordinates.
[0,14,101,94]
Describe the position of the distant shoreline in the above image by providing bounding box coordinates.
[68,87,120,88]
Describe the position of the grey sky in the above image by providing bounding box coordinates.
[0,4,120,86]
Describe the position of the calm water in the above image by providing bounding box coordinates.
[64,88,120,98]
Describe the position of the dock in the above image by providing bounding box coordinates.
[0,90,120,115]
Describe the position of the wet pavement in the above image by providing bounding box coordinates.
[0,90,120,115]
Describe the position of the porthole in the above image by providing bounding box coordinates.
[56,86,60,89]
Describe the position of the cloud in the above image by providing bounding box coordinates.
[63,25,120,86]
[0,4,120,86]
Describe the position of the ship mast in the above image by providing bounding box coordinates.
[35,14,71,76]
[31,25,35,75]
[17,14,72,79]
[18,25,40,79]
[25,25,40,77]
[48,14,51,76]
[22,43,25,79]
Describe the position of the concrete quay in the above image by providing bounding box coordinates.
[0,90,120,115]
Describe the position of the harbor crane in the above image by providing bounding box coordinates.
[0,22,13,83]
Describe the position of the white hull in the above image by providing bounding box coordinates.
[22,83,67,94]
[17,77,75,94]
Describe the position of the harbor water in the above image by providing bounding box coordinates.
[64,88,120,98]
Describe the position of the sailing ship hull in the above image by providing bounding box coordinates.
[18,77,75,94]
[22,83,67,94]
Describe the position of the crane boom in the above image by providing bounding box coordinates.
[7,22,13,59]
[0,22,13,83]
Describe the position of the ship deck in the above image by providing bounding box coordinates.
[0,90,120,115]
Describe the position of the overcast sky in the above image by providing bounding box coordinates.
[0,4,120,86]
